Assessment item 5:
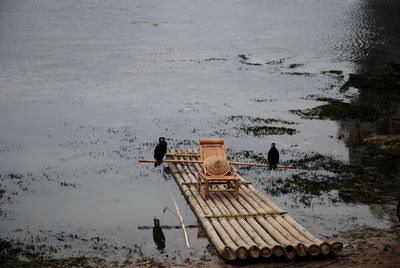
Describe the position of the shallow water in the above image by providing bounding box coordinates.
[1,0,399,263]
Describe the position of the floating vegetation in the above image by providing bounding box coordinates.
[204,57,227,62]
[249,98,277,103]
[241,126,297,136]
[321,70,343,75]
[268,153,400,205]
[0,239,95,267]
[265,58,285,65]
[282,72,315,77]
[290,99,379,121]
[226,115,297,125]
[302,94,343,102]
[288,63,304,69]
[212,115,299,137]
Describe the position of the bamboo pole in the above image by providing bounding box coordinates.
[139,159,295,169]
[171,193,190,248]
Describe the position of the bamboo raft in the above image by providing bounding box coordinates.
[165,149,343,261]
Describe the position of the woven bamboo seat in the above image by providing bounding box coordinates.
[198,138,240,199]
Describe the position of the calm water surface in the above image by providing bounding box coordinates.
[0,0,399,262]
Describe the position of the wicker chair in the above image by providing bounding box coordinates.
[197,138,240,199]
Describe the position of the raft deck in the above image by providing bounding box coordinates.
[166,149,343,261]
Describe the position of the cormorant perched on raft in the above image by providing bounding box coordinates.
[154,137,167,167]
[267,143,279,170]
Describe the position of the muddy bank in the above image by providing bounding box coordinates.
[2,226,399,267]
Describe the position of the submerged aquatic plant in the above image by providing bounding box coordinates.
[267,153,400,205]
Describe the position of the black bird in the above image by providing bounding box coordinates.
[267,143,279,170]
[154,137,167,167]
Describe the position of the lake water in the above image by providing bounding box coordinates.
[1,0,399,263]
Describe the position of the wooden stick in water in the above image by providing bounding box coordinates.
[171,193,190,248]
[138,159,295,169]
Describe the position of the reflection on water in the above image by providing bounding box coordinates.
[153,218,165,251]
[339,0,400,182]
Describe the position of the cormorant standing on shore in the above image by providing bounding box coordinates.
[154,137,167,167]
[267,143,279,170]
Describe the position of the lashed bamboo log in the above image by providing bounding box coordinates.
[214,192,273,258]
[171,151,250,259]
[188,155,287,258]
[232,190,297,259]
[237,187,309,257]
[165,148,343,260]
[247,185,342,255]
[175,150,251,259]
[210,193,262,258]
[168,151,236,260]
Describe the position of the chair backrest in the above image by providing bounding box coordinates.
[199,138,226,161]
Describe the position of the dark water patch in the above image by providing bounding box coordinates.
[288,63,304,69]
[290,100,380,121]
